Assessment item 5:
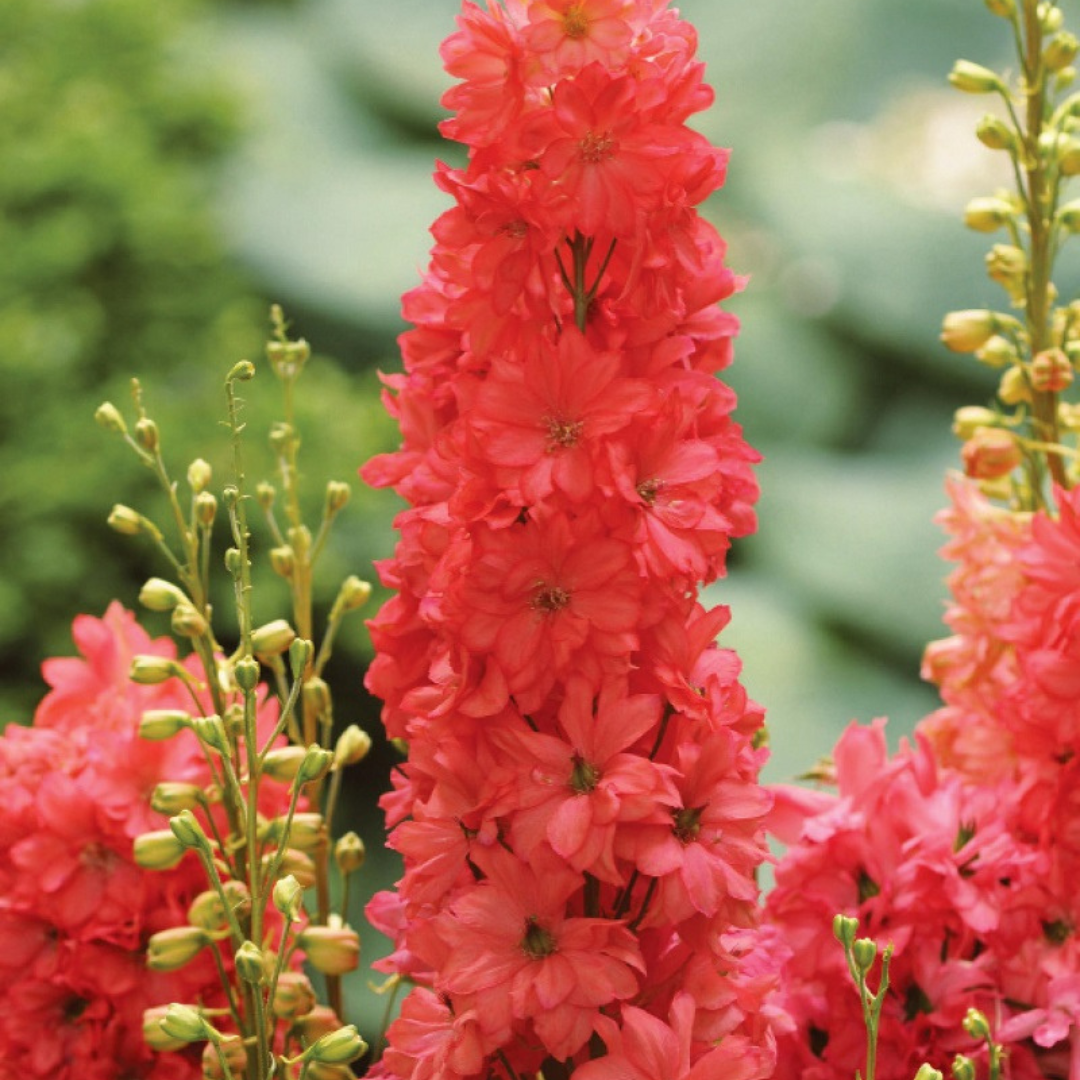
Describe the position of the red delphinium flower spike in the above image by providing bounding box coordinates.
[362,2,781,1075]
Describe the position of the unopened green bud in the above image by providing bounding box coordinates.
[227,359,256,382]
[256,481,276,509]
[139,709,192,740]
[833,915,859,947]
[151,782,204,815]
[962,1007,991,1040]
[297,924,361,976]
[187,458,212,493]
[998,365,1032,405]
[1059,137,1080,175]
[913,1066,943,1080]
[108,504,144,536]
[963,195,1014,232]
[251,619,295,658]
[1040,1,1064,33]
[147,926,210,971]
[224,547,243,574]
[192,714,228,754]
[302,1025,368,1066]
[135,417,159,453]
[952,1056,976,1080]
[325,481,351,515]
[133,829,187,870]
[269,422,299,455]
[941,309,998,352]
[986,243,1027,301]
[139,578,186,612]
[273,874,305,922]
[170,809,210,851]
[334,832,366,875]
[290,636,313,677]
[303,677,331,717]
[339,575,372,612]
[271,971,316,1020]
[288,524,312,557]
[143,1005,187,1051]
[952,406,1000,439]
[130,655,183,685]
[296,745,333,786]
[234,940,267,985]
[234,656,260,693]
[172,603,209,639]
[266,847,317,889]
[270,545,295,578]
[975,114,1017,152]
[949,60,1005,94]
[263,745,310,783]
[852,937,877,973]
[95,401,127,435]
[1058,199,1080,232]
[159,1003,217,1044]
[188,881,251,931]
[1047,32,1079,72]
[267,812,325,852]
[334,725,372,768]
[975,334,1018,367]
[195,491,217,527]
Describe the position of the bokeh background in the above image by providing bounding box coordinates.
[2,0,1031,1037]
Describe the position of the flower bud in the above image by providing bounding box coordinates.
[297,925,361,975]
[95,401,127,435]
[985,244,1027,298]
[949,60,1005,94]
[234,940,267,985]
[1058,199,1080,232]
[224,547,243,574]
[1047,31,1079,72]
[975,334,1017,367]
[334,832,366,875]
[1031,347,1073,392]
[999,364,1032,405]
[263,745,310,783]
[192,714,229,754]
[975,114,1017,152]
[269,422,299,455]
[962,1007,992,1040]
[188,881,251,932]
[289,524,312,557]
[256,481,276,509]
[273,874,306,922]
[339,575,372,612]
[912,1067,943,1080]
[952,406,1000,440]
[962,427,1022,479]
[202,1037,247,1080]
[147,926,210,971]
[267,812,325,853]
[303,677,331,717]
[107,504,145,536]
[133,829,188,870]
[139,709,192,740]
[143,1005,188,1051]
[851,937,877,973]
[272,971,317,1020]
[159,1003,217,1044]
[135,417,159,453]
[952,1056,976,1080]
[139,577,187,613]
[172,603,209,639]
[325,481,351,515]
[227,360,256,382]
[265,848,317,889]
[832,913,858,947]
[130,655,183,686]
[233,656,260,693]
[151,782,204,816]
[251,619,296,658]
[187,458,212,493]
[295,745,334,787]
[1040,1,1064,33]
[195,491,218,527]
[302,1025,368,1066]
[962,195,1014,232]
[941,310,998,352]
[1059,137,1080,175]
[334,725,372,768]
[290,636,313,677]
[270,545,295,578]
[295,1005,341,1044]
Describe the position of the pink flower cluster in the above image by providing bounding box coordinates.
[767,478,1080,1078]
[363,2,779,1076]
[0,604,216,1080]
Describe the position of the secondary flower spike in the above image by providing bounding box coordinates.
[362,2,784,1077]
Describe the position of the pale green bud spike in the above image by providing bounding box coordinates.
[949,60,1006,94]
[95,402,127,435]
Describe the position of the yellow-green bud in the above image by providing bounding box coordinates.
[984,0,1014,15]
[139,709,192,740]
[267,811,325,852]
[195,491,217,527]
[952,1056,976,1080]
[172,603,209,639]
[269,422,299,455]
[1047,32,1079,72]
[334,832,366,875]
[95,401,127,435]
[271,971,316,1020]
[999,365,1032,405]
[289,524,312,558]
[234,940,267,985]
[224,547,243,575]
[986,244,1027,289]
[975,114,1017,152]
[159,1003,217,1044]
[251,619,296,658]
[187,458,212,493]
[334,724,372,768]
[273,874,305,922]
[270,545,295,578]
[170,809,211,851]
[339,576,372,612]
[1058,199,1080,232]
[265,848,317,889]
[227,359,256,382]
[303,677,332,717]
[133,829,188,870]
[941,310,998,353]
[290,637,313,677]
[256,481,276,509]
[962,1007,992,1040]
[949,60,1005,94]
[192,714,228,754]
[296,745,334,787]
[233,656,260,693]
[151,782,204,815]
[143,1005,188,1051]
[147,926,210,971]
[139,578,186,612]
[130,656,183,685]
[851,937,877,973]
[135,416,159,453]
[963,195,1014,232]
[325,481,351,515]
[301,1025,368,1066]
[975,334,1018,367]
[263,745,310,783]
[1059,137,1080,175]
[222,484,239,510]
[912,1066,944,1080]
[108,504,144,536]
[952,406,1000,440]
[1040,1,1064,33]
[297,924,360,975]
[188,880,251,931]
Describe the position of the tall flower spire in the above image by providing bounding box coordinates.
[363,2,781,1075]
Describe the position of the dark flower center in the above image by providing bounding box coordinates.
[562,5,590,39]
[545,415,583,450]
[531,583,571,614]
[521,916,557,959]
[579,131,615,164]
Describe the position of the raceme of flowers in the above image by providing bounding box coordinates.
[361,1,782,1076]
[766,478,1080,1079]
